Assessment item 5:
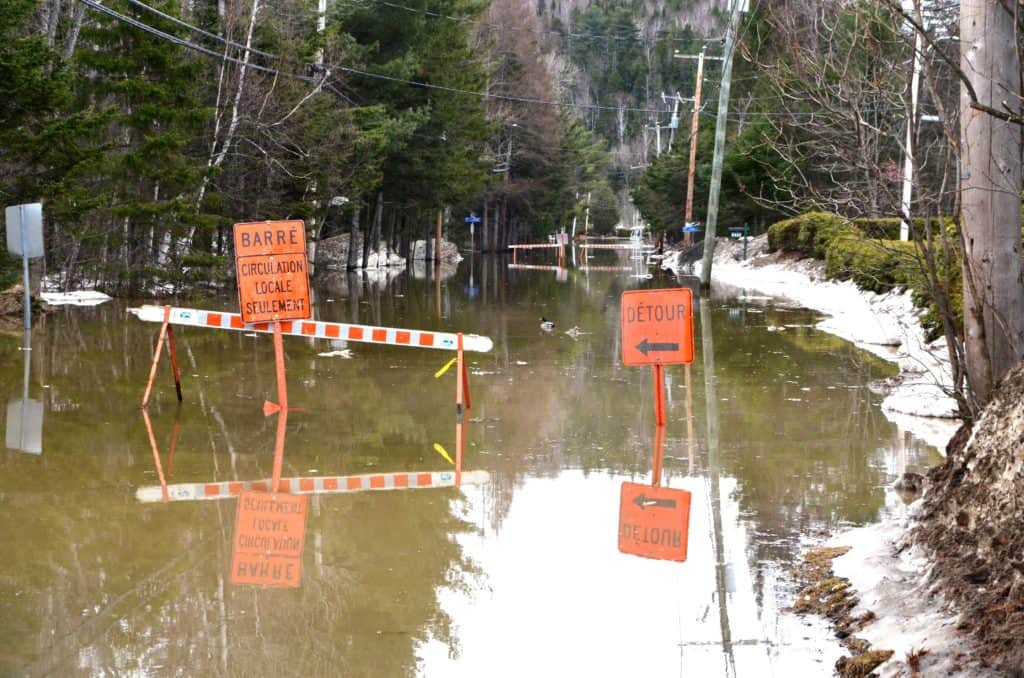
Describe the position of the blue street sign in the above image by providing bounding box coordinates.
[465,212,481,223]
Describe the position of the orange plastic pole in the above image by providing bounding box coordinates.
[653,364,666,426]
[651,423,666,488]
[270,320,288,491]
[141,408,170,503]
[455,333,465,487]
[141,305,172,408]
[165,326,183,402]
[271,407,288,493]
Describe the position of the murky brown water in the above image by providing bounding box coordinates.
[1,252,940,676]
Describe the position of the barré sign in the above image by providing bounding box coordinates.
[230,490,309,587]
[234,220,311,324]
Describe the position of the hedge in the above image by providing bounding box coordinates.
[850,217,955,241]
[766,211,965,341]
[766,211,858,258]
[824,237,917,294]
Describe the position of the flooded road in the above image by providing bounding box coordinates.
[1,253,940,676]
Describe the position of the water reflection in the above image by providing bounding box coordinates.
[5,331,43,454]
[0,259,941,676]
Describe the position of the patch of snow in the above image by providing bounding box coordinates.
[669,237,960,449]
[317,349,354,358]
[41,290,112,306]
[829,516,981,676]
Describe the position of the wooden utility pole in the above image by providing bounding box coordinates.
[680,49,711,226]
[960,0,1024,406]
[699,0,744,289]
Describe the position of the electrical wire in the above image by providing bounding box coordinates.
[78,0,890,123]
[338,0,723,45]
[121,0,305,68]
[78,0,318,83]
[76,0,673,114]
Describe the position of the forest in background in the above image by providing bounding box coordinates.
[0,0,985,318]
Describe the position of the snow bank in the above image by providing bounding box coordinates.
[665,238,959,449]
[41,290,112,306]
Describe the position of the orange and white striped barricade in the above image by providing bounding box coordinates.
[136,469,491,503]
[131,304,488,483]
[129,305,493,353]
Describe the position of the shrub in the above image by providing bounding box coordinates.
[767,210,969,342]
[852,217,901,240]
[852,216,956,241]
[0,251,20,290]
[767,211,856,258]
[824,237,917,294]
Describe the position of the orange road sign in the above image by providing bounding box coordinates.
[618,482,692,562]
[234,220,311,323]
[230,490,308,587]
[620,288,694,366]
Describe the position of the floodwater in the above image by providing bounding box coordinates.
[1,251,941,677]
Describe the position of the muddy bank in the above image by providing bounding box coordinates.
[0,285,43,332]
[910,363,1024,675]
[791,333,1024,676]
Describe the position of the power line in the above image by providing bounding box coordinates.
[76,0,674,114]
[121,0,303,67]
[78,0,892,123]
[341,0,720,45]
[78,0,317,83]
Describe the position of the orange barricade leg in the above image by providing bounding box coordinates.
[166,326,183,402]
[167,417,181,477]
[141,305,172,409]
[651,424,666,488]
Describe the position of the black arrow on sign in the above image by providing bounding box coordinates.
[636,338,680,356]
[633,493,677,510]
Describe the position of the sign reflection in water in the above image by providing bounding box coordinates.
[5,331,42,454]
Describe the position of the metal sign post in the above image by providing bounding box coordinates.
[5,202,44,333]
[465,212,481,251]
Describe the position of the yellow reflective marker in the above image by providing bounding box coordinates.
[434,357,457,378]
[433,443,455,465]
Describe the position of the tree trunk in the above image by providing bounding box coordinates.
[960,0,1024,407]
[482,200,490,253]
[346,206,361,270]
[500,189,508,251]
[61,3,86,60]
[424,217,433,262]
[191,0,261,242]
[363,192,383,269]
